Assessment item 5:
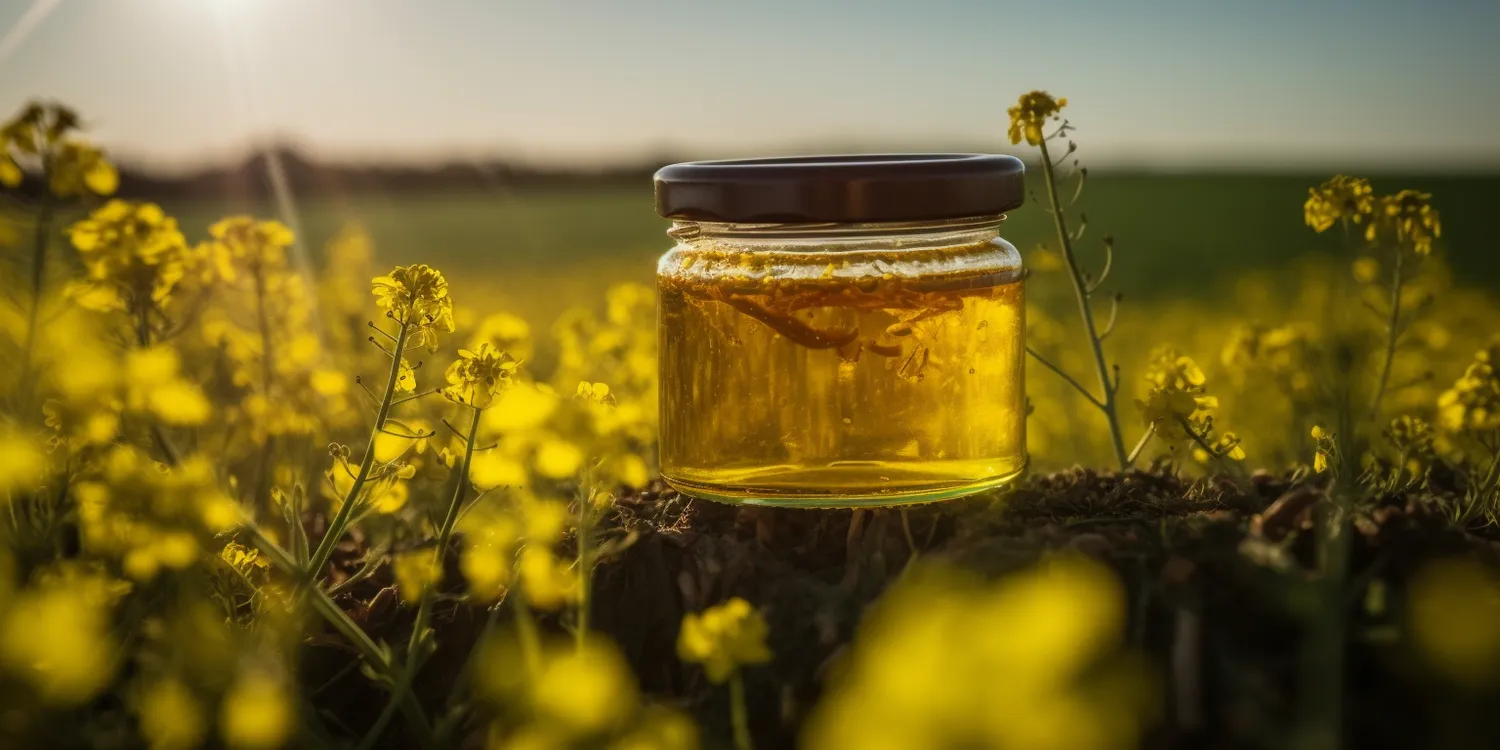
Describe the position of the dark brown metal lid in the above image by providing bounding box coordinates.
[653,153,1024,223]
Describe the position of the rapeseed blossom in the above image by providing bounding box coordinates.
[1304,175,1375,233]
[373,264,455,347]
[803,557,1149,750]
[1370,189,1442,256]
[444,342,520,408]
[1007,91,1068,146]
[677,598,771,684]
[68,201,191,313]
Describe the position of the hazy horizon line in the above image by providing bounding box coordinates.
[108,135,1500,178]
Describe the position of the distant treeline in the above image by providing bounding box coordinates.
[12,147,663,203]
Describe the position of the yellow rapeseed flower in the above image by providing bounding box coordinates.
[220,673,292,750]
[68,200,190,312]
[1137,349,1218,444]
[124,347,212,426]
[0,585,115,704]
[137,677,207,750]
[443,343,520,409]
[1369,189,1442,256]
[394,550,442,604]
[0,426,47,493]
[203,216,295,280]
[677,598,771,684]
[1437,352,1500,433]
[1,102,117,196]
[372,264,456,347]
[1007,91,1068,146]
[532,639,639,734]
[1409,560,1500,686]
[534,437,585,479]
[803,557,1147,750]
[519,546,576,611]
[1304,175,1374,233]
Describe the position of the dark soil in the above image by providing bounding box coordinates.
[322,469,1500,749]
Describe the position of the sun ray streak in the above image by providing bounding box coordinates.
[0,0,63,67]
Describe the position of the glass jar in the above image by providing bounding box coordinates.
[653,154,1026,506]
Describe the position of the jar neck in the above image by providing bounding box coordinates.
[668,214,1007,252]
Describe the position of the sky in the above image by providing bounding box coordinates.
[1,0,1498,171]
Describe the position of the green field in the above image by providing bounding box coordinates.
[159,172,1500,340]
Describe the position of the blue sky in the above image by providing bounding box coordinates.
[2,0,1497,170]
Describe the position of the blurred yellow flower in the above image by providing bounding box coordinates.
[803,557,1148,750]
[472,310,534,362]
[1304,175,1374,233]
[1352,257,1381,284]
[394,549,442,604]
[677,598,771,684]
[1369,189,1442,256]
[68,200,190,312]
[138,678,207,750]
[73,448,239,580]
[576,380,616,406]
[0,585,114,704]
[444,343,520,409]
[220,673,292,750]
[532,639,638,734]
[1,101,117,196]
[534,437,585,479]
[1409,560,1500,686]
[519,546,576,611]
[373,264,456,347]
[1007,91,1068,146]
[469,451,528,491]
[1437,352,1500,433]
[203,217,295,279]
[125,347,212,426]
[0,426,47,493]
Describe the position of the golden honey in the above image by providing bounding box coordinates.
[653,153,1028,506]
[657,239,1026,505]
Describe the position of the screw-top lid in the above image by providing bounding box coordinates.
[653,153,1024,223]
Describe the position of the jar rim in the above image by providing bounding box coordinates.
[654,153,1024,224]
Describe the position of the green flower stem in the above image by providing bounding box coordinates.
[1036,136,1129,469]
[130,303,182,467]
[729,671,753,750]
[245,525,436,748]
[405,405,482,661]
[575,472,594,650]
[1368,248,1405,420]
[16,181,54,413]
[305,320,412,585]
[252,263,278,519]
[512,589,543,678]
[1125,424,1156,467]
[1026,346,1104,410]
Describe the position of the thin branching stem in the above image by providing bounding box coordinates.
[391,388,441,406]
[730,671,754,750]
[1125,423,1156,467]
[1097,293,1122,340]
[575,470,595,649]
[245,525,435,747]
[1088,238,1114,293]
[1026,346,1104,410]
[1368,248,1405,419]
[16,172,54,413]
[408,405,482,658]
[1036,136,1129,468]
[305,320,412,585]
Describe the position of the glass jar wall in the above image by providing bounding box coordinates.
[653,155,1027,506]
